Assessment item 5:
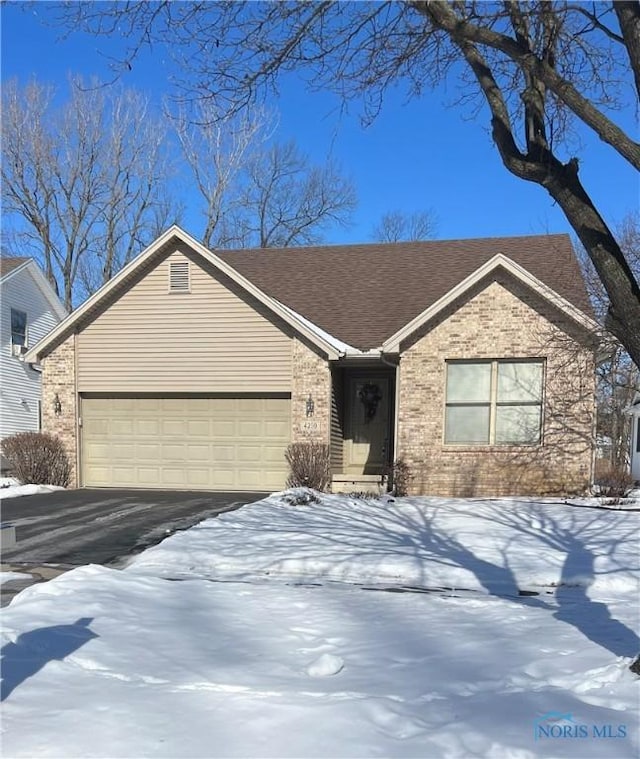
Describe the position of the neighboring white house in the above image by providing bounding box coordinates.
[625,392,640,482]
[1,257,67,439]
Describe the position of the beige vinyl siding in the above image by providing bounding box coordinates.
[81,394,290,491]
[330,367,344,472]
[76,246,292,392]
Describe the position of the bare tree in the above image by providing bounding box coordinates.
[52,2,640,364]
[173,103,273,249]
[231,140,356,249]
[1,77,177,307]
[174,100,355,250]
[372,210,438,242]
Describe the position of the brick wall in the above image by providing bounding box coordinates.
[397,276,595,496]
[41,335,78,487]
[291,337,331,445]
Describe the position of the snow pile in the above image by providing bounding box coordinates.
[128,492,639,595]
[0,483,65,500]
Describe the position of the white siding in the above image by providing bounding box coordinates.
[0,266,64,438]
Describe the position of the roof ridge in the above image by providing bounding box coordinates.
[216,232,572,256]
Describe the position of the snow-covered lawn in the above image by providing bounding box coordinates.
[1,491,638,758]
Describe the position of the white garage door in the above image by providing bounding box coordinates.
[81,395,290,490]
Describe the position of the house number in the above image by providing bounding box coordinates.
[302,420,319,432]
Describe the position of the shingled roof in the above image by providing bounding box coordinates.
[220,234,592,350]
[0,257,30,278]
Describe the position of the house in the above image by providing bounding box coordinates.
[25,226,599,496]
[624,392,640,482]
[1,257,67,440]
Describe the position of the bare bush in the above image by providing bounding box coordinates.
[1,432,71,487]
[284,443,331,492]
[595,464,635,504]
[385,459,412,497]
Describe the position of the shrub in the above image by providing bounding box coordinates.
[282,488,321,506]
[595,463,635,504]
[385,459,412,496]
[285,442,331,491]
[1,431,71,487]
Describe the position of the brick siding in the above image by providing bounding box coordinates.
[396,276,595,496]
[41,335,78,487]
[291,337,331,445]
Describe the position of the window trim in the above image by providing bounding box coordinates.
[444,359,545,447]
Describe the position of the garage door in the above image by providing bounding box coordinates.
[81,396,290,490]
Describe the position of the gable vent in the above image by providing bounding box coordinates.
[169,261,190,292]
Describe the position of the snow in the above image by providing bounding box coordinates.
[1,491,638,758]
[0,483,65,500]
[128,490,639,595]
[0,571,31,585]
[306,652,344,677]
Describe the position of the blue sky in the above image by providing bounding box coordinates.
[2,1,637,245]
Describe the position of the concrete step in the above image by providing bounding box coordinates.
[331,474,387,495]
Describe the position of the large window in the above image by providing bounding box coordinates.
[10,308,27,347]
[445,360,543,445]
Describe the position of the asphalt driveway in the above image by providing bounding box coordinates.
[0,489,267,567]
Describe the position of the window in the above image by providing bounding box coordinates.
[11,308,27,347]
[169,261,190,292]
[445,360,543,445]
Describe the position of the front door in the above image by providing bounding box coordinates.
[345,376,390,474]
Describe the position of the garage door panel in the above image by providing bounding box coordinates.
[137,420,159,436]
[112,420,134,435]
[112,466,137,484]
[239,421,262,436]
[238,445,261,462]
[211,445,235,461]
[162,420,186,436]
[161,443,187,461]
[187,444,210,462]
[211,468,235,488]
[212,420,236,437]
[265,420,289,437]
[81,395,290,490]
[263,445,289,463]
[137,443,161,460]
[187,420,210,437]
[138,468,160,485]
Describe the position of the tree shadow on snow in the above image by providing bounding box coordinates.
[259,498,639,659]
[1,617,98,701]
[554,537,640,657]
[479,504,640,658]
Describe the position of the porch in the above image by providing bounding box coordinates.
[329,363,396,494]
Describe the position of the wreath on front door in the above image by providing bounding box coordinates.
[358,382,382,423]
